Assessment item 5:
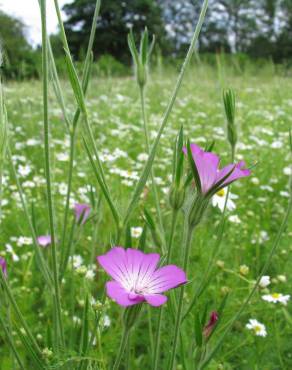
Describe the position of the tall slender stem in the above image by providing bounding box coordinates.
[168,226,194,370]
[139,86,166,250]
[153,210,178,369]
[113,326,130,370]
[40,0,64,348]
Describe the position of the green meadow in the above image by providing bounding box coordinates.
[0,62,291,369]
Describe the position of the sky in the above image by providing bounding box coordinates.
[0,0,72,45]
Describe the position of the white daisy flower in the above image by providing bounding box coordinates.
[262,293,290,305]
[246,319,267,337]
[228,214,241,224]
[212,188,238,212]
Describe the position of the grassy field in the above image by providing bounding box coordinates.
[0,64,292,369]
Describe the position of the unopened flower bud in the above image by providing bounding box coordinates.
[203,311,219,337]
[239,265,249,276]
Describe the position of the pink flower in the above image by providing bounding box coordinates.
[183,143,250,194]
[37,235,52,248]
[203,311,219,337]
[0,257,7,277]
[97,247,187,307]
[74,203,91,224]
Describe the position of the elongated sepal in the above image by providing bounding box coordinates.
[64,49,87,114]
[223,88,237,147]
[140,27,149,65]
[186,139,202,194]
[127,29,139,66]
[205,139,215,152]
[174,125,184,187]
[205,165,236,198]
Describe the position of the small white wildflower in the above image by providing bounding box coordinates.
[259,275,270,288]
[246,319,267,337]
[262,293,290,305]
[228,215,241,224]
[131,227,143,238]
[212,188,238,212]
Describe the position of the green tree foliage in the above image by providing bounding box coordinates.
[0,11,40,79]
[63,0,168,63]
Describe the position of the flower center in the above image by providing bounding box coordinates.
[254,325,261,333]
[216,188,225,197]
[272,293,280,299]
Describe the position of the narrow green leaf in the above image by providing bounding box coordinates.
[125,224,132,248]
[64,49,86,114]
[138,225,147,251]
[194,314,203,347]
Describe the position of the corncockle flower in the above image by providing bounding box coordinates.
[74,203,91,224]
[0,257,7,277]
[262,293,290,305]
[37,235,51,248]
[97,247,187,307]
[203,311,218,337]
[183,143,250,195]
[246,319,267,337]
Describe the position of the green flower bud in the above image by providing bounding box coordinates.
[128,27,155,88]
[169,185,185,211]
[188,195,209,229]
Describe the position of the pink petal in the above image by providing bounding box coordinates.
[183,144,220,193]
[145,294,168,307]
[147,265,187,294]
[106,281,144,307]
[97,247,131,288]
[216,161,250,187]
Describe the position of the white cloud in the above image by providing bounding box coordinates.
[0,0,72,45]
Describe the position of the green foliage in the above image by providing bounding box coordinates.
[0,11,40,79]
[63,0,167,64]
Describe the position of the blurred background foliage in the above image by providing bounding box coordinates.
[1,0,292,79]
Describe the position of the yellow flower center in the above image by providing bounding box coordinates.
[216,188,225,197]
[254,325,262,333]
[272,293,280,299]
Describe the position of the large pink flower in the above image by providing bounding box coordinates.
[183,143,250,194]
[97,247,187,307]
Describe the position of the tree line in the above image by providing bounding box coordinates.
[1,0,292,78]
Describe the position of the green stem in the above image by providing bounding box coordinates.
[168,226,194,370]
[40,0,64,349]
[139,86,166,251]
[153,210,178,369]
[60,130,76,252]
[113,326,130,370]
